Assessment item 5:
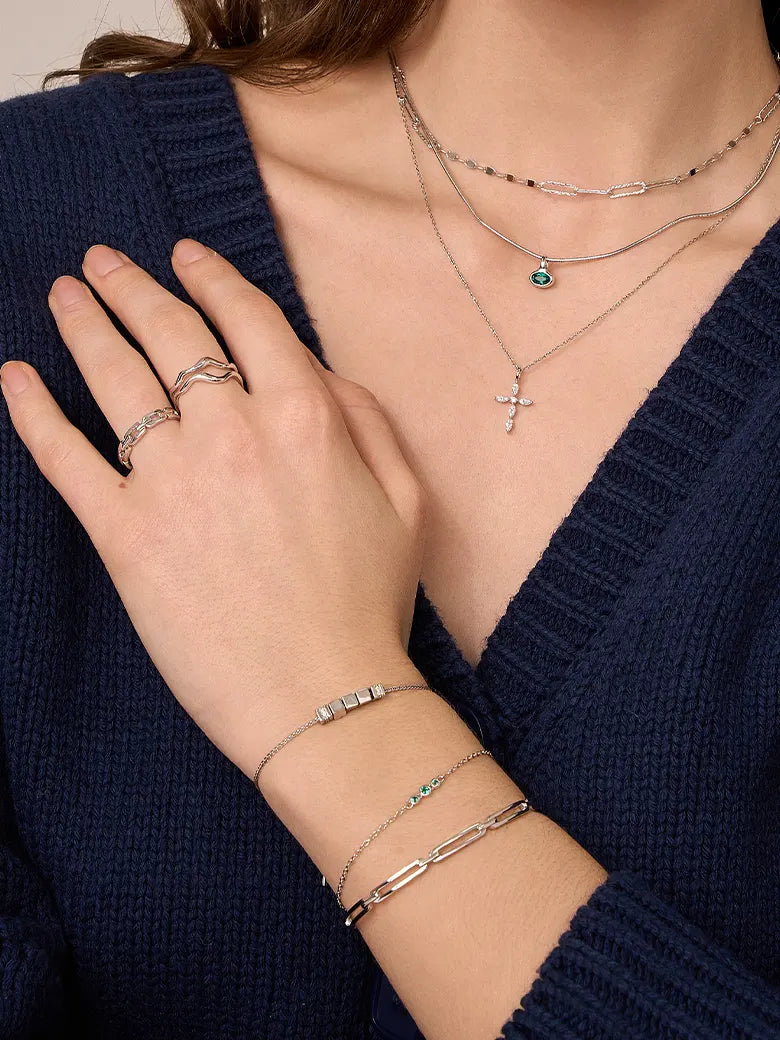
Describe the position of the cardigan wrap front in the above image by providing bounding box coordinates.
[0,64,779,1040]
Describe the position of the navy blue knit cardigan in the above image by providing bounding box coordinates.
[0,63,779,1040]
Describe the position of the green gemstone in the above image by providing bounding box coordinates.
[409,793,421,805]
[530,269,553,287]
[420,784,433,797]
[430,777,441,788]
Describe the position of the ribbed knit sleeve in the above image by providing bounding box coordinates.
[500,871,780,1040]
[0,77,162,1039]
[0,772,67,1038]
[0,87,74,1039]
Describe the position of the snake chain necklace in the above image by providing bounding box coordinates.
[396,51,780,202]
[387,51,780,433]
[389,48,780,289]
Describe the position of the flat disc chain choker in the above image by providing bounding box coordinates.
[389,48,780,289]
[386,48,780,434]
[392,48,780,201]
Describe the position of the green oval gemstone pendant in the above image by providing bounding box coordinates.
[529,258,554,288]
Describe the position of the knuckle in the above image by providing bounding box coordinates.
[201,406,258,463]
[99,351,143,390]
[221,408,256,450]
[57,303,98,340]
[147,301,204,343]
[226,287,279,326]
[36,432,75,480]
[106,271,144,309]
[341,380,381,411]
[271,386,341,441]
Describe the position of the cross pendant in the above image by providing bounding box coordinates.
[495,372,533,433]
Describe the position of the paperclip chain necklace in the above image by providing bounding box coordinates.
[394,50,780,201]
[391,60,780,433]
[389,49,780,289]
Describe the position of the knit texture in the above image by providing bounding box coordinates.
[0,64,778,1040]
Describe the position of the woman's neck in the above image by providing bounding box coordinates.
[396,0,779,184]
[233,0,780,250]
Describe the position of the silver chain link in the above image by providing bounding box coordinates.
[391,48,780,198]
[344,796,533,927]
[391,52,780,267]
[335,747,492,909]
[392,53,779,375]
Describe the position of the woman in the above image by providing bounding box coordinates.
[0,1,778,1037]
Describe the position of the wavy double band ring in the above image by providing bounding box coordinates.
[168,357,245,409]
[118,406,181,470]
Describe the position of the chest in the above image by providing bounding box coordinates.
[256,157,759,667]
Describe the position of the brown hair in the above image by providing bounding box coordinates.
[43,1,435,90]
[43,0,780,92]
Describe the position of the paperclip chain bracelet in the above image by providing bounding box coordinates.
[333,748,493,909]
[344,797,533,927]
[252,682,431,790]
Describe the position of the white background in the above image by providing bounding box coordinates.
[1,1,180,100]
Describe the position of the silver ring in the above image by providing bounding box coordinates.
[118,406,180,471]
[168,356,245,409]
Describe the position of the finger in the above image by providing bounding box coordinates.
[48,275,173,440]
[1,361,122,547]
[81,245,238,409]
[170,239,318,392]
[308,359,425,531]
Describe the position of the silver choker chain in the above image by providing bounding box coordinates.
[389,48,780,289]
[388,49,779,434]
[391,48,780,201]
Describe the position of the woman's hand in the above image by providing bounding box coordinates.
[0,240,427,777]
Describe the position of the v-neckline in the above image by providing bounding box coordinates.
[128,62,780,753]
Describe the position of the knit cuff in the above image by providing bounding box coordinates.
[498,871,780,1040]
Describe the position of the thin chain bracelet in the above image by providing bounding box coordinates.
[331,748,493,909]
[252,682,430,790]
[344,797,533,927]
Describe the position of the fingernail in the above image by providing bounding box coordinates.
[174,238,212,264]
[84,244,125,276]
[50,276,87,309]
[0,362,30,396]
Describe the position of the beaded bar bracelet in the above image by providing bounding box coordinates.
[332,748,493,909]
[344,797,533,927]
[252,682,430,790]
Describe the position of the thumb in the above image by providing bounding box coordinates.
[306,352,426,533]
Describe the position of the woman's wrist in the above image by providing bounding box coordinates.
[254,659,512,900]
[256,672,606,1040]
[230,641,425,783]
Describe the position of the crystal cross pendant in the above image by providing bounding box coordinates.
[495,371,533,433]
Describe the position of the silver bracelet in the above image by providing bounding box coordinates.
[333,748,493,909]
[344,797,533,927]
[252,681,430,789]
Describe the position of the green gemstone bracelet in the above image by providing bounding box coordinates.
[332,748,493,910]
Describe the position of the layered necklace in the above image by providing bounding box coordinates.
[386,49,780,433]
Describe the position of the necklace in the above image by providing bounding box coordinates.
[394,50,780,201]
[392,61,778,434]
[389,50,780,289]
